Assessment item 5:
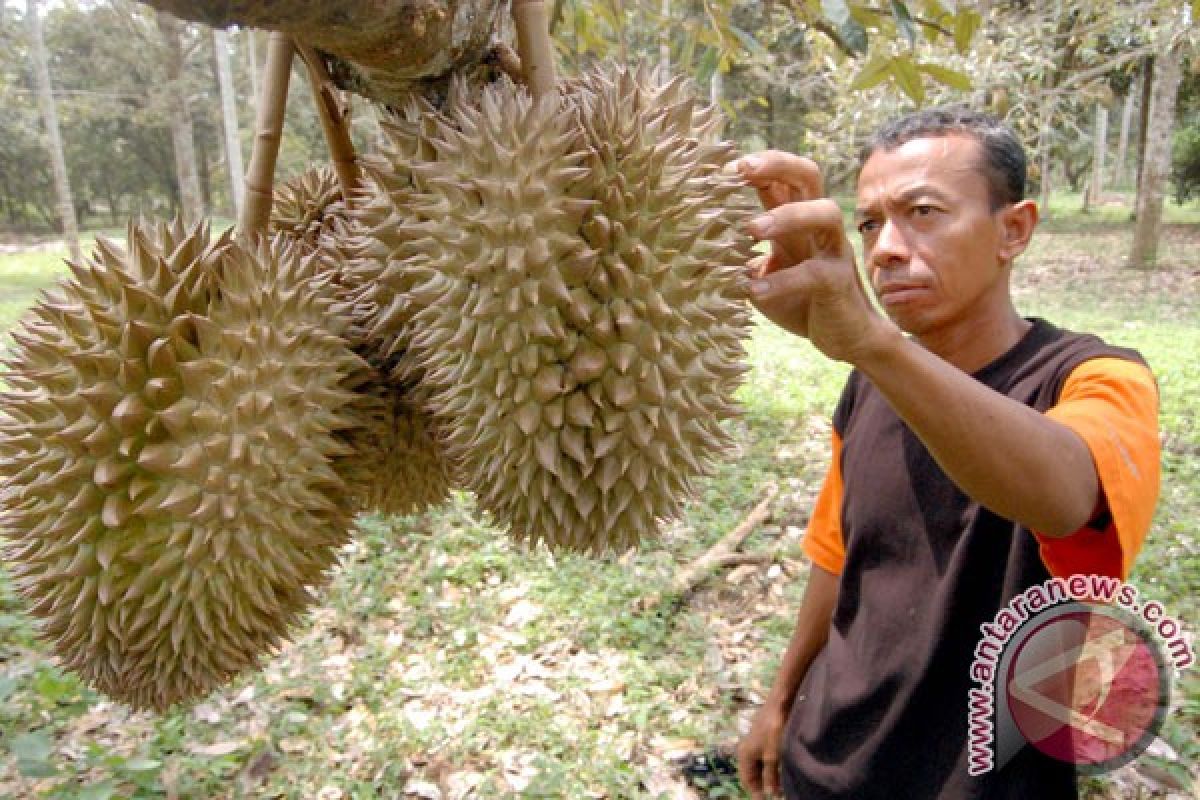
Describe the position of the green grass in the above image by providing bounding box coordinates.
[0,213,1196,798]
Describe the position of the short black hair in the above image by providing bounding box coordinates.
[860,106,1026,209]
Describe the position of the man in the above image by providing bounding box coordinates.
[733,108,1160,798]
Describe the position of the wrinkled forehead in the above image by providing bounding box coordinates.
[857,134,989,200]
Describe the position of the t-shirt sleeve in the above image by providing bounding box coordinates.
[802,429,847,576]
[1037,357,1160,580]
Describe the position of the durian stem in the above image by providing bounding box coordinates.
[239,32,294,237]
[296,42,360,209]
[512,0,557,99]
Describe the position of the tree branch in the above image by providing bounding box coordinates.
[296,42,360,207]
[640,483,779,612]
[130,0,510,107]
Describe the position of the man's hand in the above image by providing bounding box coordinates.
[738,697,790,799]
[735,151,896,365]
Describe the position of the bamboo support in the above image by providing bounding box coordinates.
[239,32,294,237]
[296,42,360,208]
[512,0,557,99]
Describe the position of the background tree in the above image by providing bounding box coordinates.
[155,9,204,224]
[1132,21,1187,266]
[213,27,245,220]
[27,0,81,259]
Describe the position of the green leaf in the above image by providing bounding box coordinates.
[11,731,54,762]
[953,9,982,55]
[33,667,79,703]
[917,62,973,91]
[121,757,163,773]
[78,782,117,800]
[841,19,869,54]
[12,730,57,778]
[891,0,919,47]
[730,25,768,59]
[891,55,925,104]
[696,47,720,85]
[851,57,894,90]
[822,0,852,28]
[0,675,16,704]
[822,0,869,53]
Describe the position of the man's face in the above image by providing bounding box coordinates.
[854,135,1018,336]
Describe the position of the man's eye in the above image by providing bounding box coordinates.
[913,204,936,216]
[857,219,879,234]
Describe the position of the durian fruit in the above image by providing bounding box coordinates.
[271,164,454,516]
[333,357,453,517]
[271,165,347,255]
[353,66,755,552]
[0,221,366,711]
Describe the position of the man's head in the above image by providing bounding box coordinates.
[853,108,1037,342]
[860,107,1026,211]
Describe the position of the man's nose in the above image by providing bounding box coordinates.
[871,219,909,266]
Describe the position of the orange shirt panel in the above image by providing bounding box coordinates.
[801,430,847,576]
[1040,357,1161,580]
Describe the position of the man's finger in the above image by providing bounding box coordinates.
[747,197,848,268]
[749,258,818,337]
[746,254,770,281]
[763,754,781,797]
[735,150,825,204]
[737,745,764,799]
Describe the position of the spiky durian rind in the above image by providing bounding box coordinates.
[0,221,365,711]
[270,165,455,518]
[355,66,755,553]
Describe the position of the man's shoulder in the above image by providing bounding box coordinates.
[987,318,1149,410]
[1017,317,1147,377]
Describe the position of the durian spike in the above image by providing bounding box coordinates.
[240,33,294,237]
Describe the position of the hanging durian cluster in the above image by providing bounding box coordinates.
[348,65,755,551]
[0,221,366,710]
[271,166,454,515]
[0,63,754,711]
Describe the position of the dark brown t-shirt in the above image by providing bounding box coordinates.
[782,319,1155,799]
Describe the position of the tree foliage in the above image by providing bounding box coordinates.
[1171,59,1200,202]
[0,2,330,232]
[2,0,1195,234]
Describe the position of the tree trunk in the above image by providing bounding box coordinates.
[1134,56,1154,201]
[1130,42,1183,268]
[1088,103,1108,206]
[157,11,205,224]
[27,0,81,260]
[214,28,245,219]
[129,0,510,108]
[1113,85,1136,188]
[1037,98,1053,213]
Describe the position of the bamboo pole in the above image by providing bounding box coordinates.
[239,32,294,237]
[296,42,360,208]
[512,0,556,99]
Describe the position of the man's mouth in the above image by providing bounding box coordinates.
[876,282,931,306]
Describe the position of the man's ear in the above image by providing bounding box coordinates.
[997,199,1038,262]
